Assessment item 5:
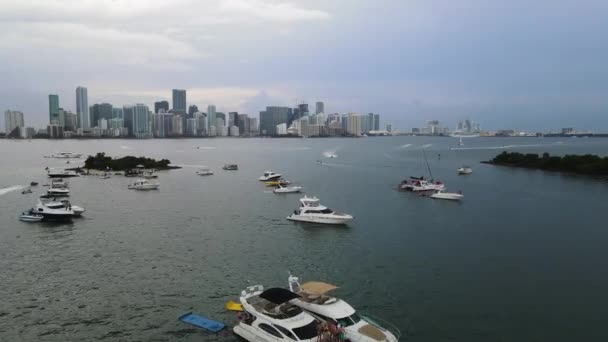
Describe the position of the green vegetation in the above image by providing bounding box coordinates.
[485,151,608,176]
[84,152,179,171]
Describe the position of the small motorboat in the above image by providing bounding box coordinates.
[457,166,473,175]
[196,168,214,176]
[430,189,464,201]
[274,185,303,193]
[19,210,44,222]
[287,196,353,225]
[143,171,158,179]
[258,170,282,181]
[128,179,160,190]
[30,181,39,186]
[99,173,111,179]
[222,164,238,171]
[22,188,32,194]
[265,179,290,186]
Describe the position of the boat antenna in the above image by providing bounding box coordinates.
[423,149,434,180]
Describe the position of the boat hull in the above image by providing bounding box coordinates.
[48,174,79,178]
[430,193,463,200]
[19,216,44,222]
[128,185,159,190]
[287,214,352,225]
[274,187,302,193]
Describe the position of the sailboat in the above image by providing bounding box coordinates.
[458,137,464,146]
[399,149,445,191]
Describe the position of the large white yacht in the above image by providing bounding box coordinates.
[233,285,321,342]
[47,168,80,178]
[288,275,400,342]
[287,196,353,225]
[39,197,85,216]
[128,179,160,190]
[35,200,75,221]
[259,170,282,181]
[51,152,83,159]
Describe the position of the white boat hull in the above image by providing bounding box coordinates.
[274,186,302,193]
[259,175,282,181]
[19,215,44,222]
[128,184,159,190]
[431,193,464,200]
[287,214,353,225]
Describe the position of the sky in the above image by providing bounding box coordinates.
[1,0,607,132]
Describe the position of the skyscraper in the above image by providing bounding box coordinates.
[76,87,89,129]
[172,89,187,115]
[99,103,113,121]
[347,113,361,136]
[260,106,290,136]
[4,110,24,136]
[373,114,380,131]
[48,94,59,124]
[315,101,324,114]
[228,112,238,127]
[188,105,199,117]
[154,101,169,113]
[132,104,151,138]
[123,105,135,136]
[112,107,124,119]
[207,105,216,131]
[237,114,249,136]
[298,103,309,116]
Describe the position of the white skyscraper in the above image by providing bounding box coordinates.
[4,110,24,136]
[207,105,216,131]
[76,86,90,129]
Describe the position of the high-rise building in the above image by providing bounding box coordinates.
[237,114,249,136]
[171,115,183,136]
[347,113,361,136]
[188,105,198,117]
[99,103,112,121]
[260,106,290,136]
[64,111,77,132]
[298,103,309,116]
[248,117,258,135]
[112,107,123,119]
[154,101,169,114]
[123,105,134,136]
[48,94,60,124]
[186,118,197,136]
[172,89,187,115]
[207,105,216,131]
[373,114,380,131]
[341,114,348,132]
[76,87,89,129]
[132,104,151,138]
[229,126,239,137]
[228,112,238,127]
[47,123,64,139]
[386,123,392,133]
[315,101,324,114]
[194,112,207,135]
[216,112,226,127]
[4,110,24,137]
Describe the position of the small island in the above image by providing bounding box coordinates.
[483,151,608,176]
[83,152,180,171]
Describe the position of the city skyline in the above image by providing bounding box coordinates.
[1,1,607,132]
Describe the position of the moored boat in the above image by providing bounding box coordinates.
[34,200,74,221]
[274,185,303,193]
[47,168,80,178]
[259,170,282,181]
[430,189,464,201]
[19,210,44,222]
[287,196,353,225]
[196,168,214,176]
[457,166,473,175]
[128,179,160,190]
[223,164,238,170]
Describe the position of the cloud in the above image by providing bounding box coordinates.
[218,0,330,22]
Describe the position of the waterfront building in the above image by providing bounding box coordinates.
[260,106,289,136]
[386,123,392,133]
[186,118,197,136]
[218,125,228,136]
[64,111,78,131]
[132,104,151,138]
[194,112,207,135]
[172,115,183,136]
[207,105,216,131]
[341,114,348,132]
[248,117,258,135]
[188,105,198,117]
[4,110,24,136]
[47,123,64,138]
[123,105,134,136]
[48,94,60,124]
[172,89,187,115]
[209,125,217,137]
[276,123,288,135]
[347,113,361,136]
[155,101,169,114]
[315,101,324,114]
[112,107,124,119]
[76,87,89,129]
[228,112,238,127]
[373,114,380,131]
[237,114,249,136]
[24,127,36,139]
[229,125,239,137]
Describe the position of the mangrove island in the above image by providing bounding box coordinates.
[84,152,180,171]
[483,151,608,176]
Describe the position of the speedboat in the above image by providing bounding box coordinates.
[47,168,79,178]
[266,180,290,186]
[22,188,32,194]
[287,196,353,225]
[143,171,158,179]
[39,197,85,216]
[233,285,321,342]
[34,200,74,221]
[457,166,472,175]
[30,181,38,186]
[19,210,44,222]
[128,179,159,190]
[51,152,82,159]
[196,168,214,176]
[399,177,445,192]
[100,173,111,179]
[288,274,400,342]
[223,164,238,170]
[259,170,282,181]
[274,185,303,194]
[430,189,464,201]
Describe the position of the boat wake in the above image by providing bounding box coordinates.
[322,149,339,158]
[0,185,26,196]
[398,144,412,149]
[197,146,217,150]
[450,143,562,151]
[420,144,433,148]
[120,145,133,150]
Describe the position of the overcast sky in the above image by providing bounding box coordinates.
[1,0,607,131]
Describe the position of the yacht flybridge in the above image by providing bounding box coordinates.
[288,274,400,342]
[259,170,282,181]
[233,285,320,342]
[35,200,75,221]
[287,196,353,225]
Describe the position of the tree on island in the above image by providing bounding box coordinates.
[487,151,608,176]
[84,152,175,171]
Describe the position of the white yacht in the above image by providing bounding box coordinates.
[287,196,353,225]
[288,275,400,342]
[142,170,158,179]
[35,200,74,221]
[196,168,214,176]
[47,168,79,178]
[50,178,69,188]
[457,166,473,175]
[259,171,283,181]
[399,177,445,192]
[233,285,321,342]
[19,210,44,222]
[430,189,464,201]
[39,197,85,216]
[47,185,70,196]
[274,185,303,194]
[128,179,159,190]
[51,152,82,159]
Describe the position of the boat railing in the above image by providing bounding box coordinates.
[359,312,402,340]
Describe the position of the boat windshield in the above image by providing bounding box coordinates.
[292,321,318,340]
[336,313,361,327]
[320,208,333,214]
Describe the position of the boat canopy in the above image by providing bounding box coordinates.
[260,288,300,304]
[300,281,338,295]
